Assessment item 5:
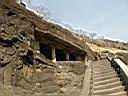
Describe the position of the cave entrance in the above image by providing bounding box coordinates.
[40,44,52,60]
[39,43,86,63]
[69,53,77,61]
[56,48,66,61]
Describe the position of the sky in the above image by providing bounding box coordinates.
[23,0,128,42]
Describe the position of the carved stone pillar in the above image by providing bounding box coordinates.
[84,54,87,62]
[66,53,69,61]
[52,47,56,63]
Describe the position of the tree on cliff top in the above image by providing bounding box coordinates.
[23,0,51,20]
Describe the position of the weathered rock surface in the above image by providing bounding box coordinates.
[0,0,89,96]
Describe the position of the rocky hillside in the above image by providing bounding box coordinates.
[0,0,128,96]
[0,0,96,96]
[73,32,128,51]
[73,31,128,65]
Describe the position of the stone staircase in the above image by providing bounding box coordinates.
[90,59,127,96]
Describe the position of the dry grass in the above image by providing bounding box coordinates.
[86,43,128,54]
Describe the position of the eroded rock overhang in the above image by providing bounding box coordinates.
[31,29,87,63]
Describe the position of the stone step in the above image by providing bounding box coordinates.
[93,78,120,86]
[92,68,114,73]
[92,86,125,95]
[93,74,118,82]
[93,81,123,90]
[90,60,127,96]
[93,67,114,71]
[92,92,127,96]
[93,69,115,75]
[93,71,116,78]
[92,66,112,71]
[92,63,111,66]
[92,65,111,69]
[106,91,127,96]
[93,71,117,78]
[92,91,127,96]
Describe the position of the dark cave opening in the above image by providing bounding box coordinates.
[40,44,52,60]
[21,50,34,65]
[56,48,66,61]
[69,53,76,61]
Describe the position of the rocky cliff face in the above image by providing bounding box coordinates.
[0,1,90,96]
